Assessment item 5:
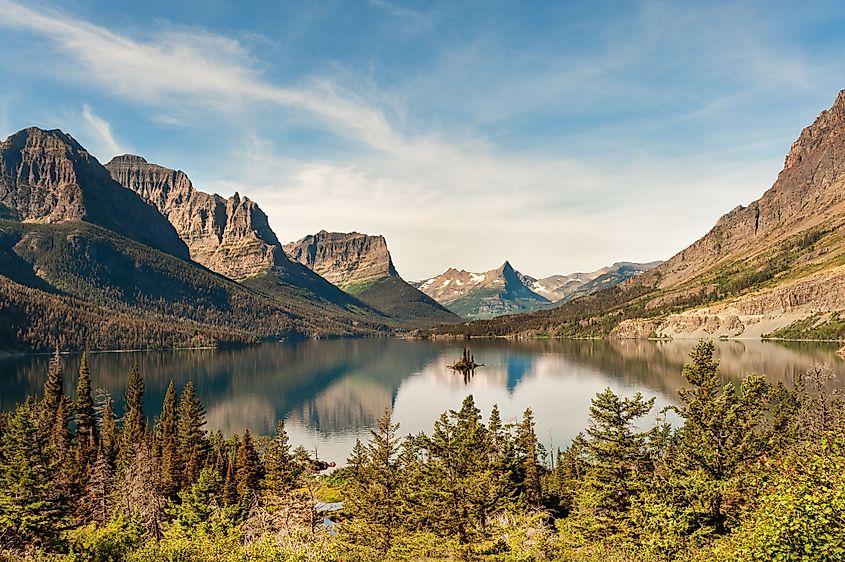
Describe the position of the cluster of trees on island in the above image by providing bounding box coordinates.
[1,341,844,561]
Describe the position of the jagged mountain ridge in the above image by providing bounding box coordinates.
[105,154,376,314]
[429,90,845,340]
[415,261,551,319]
[0,128,188,258]
[415,260,660,319]
[284,231,460,326]
[519,261,663,303]
[0,127,403,352]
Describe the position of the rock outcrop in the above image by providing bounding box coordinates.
[285,231,459,326]
[0,128,188,258]
[284,231,397,290]
[106,155,284,280]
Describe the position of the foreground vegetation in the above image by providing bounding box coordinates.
[1,341,843,560]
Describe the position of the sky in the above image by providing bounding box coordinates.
[1,1,845,280]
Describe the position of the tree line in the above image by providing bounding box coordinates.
[1,341,844,561]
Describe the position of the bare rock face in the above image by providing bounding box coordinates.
[283,231,397,290]
[106,155,285,280]
[650,90,845,289]
[0,128,188,258]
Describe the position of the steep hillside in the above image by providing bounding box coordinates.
[429,90,845,340]
[0,128,188,257]
[285,231,460,326]
[417,261,551,319]
[105,155,370,313]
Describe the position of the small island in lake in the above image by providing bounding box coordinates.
[449,347,482,372]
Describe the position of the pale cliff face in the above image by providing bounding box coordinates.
[283,231,398,289]
[106,154,285,280]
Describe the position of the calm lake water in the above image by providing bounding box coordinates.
[2,338,843,464]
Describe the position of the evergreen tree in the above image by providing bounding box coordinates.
[0,400,64,547]
[100,394,118,468]
[416,396,499,545]
[343,409,403,556]
[155,380,180,496]
[42,348,65,417]
[261,420,299,497]
[236,429,261,502]
[118,366,146,472]
[672,340,772,535]
[80,447,114,526]
[582,387,655,533]
[223,449,238,506]
[48,396,74,497]
[176,381,207,485]
[171,467,223,532]
[74,352,98,480]
[517,408,541,508]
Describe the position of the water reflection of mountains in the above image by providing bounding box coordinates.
[1,339,842,436]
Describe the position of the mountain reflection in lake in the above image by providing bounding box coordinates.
[2,338,843,464]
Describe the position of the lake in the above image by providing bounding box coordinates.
[2,338,843,464]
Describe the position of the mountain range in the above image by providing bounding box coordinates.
[3,89,845,351]
[415,260,661,319]
[430,90,845,341]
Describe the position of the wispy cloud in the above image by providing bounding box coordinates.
[0,0,401,153]
[81,104,126,158]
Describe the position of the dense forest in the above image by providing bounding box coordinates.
[1,341,843,561]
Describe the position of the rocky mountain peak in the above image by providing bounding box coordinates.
[1,127,189,258]
[283,231,398,289]
[105,156,285,280]
[783,89,845,173]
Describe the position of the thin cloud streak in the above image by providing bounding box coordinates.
[81,104,125,158]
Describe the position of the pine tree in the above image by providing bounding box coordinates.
[120,440,165,539]
[517,408,541,508]
[176,381,207,485]
[223,449,238,506]
[236,429,261,502]
[74,352,98,478]
[171,467,223,531]
[582,387,655,533]
[0,400,64,547]
[80,447,114,526]
[49,396,74,495]
[342,409,403,556]
[42,348,65,417]
[416,395,499,545]
[262,420,299,498]
[118,366,146,472]
[672,340,772,535]
[155,380,180,496]
[100,394,118,468]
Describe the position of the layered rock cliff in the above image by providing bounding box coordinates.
[0,128,188,258]
[284,231,460,325]
[106,155,284,281]
[284,231,397,291]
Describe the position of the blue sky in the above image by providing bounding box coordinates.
[1,0,844,279]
